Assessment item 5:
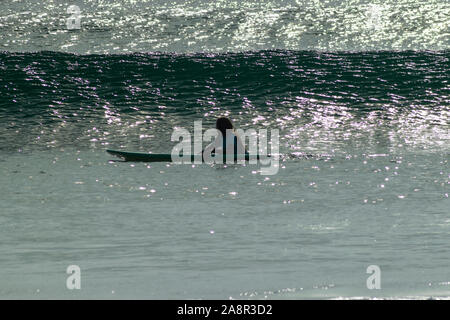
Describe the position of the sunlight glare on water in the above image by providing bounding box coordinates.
[0,0,449,53]
[0,0,449,300]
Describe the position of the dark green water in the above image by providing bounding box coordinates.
[1,50,448,154]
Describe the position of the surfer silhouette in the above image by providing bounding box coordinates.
[202,117,247,156]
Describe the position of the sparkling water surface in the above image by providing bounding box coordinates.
[0,148,448,299]
[0,0,449,299]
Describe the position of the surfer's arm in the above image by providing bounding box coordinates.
[202,141,215,155]
[202,131,223,155]
[234,132,249,155]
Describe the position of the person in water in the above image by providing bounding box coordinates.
[202,117,247,157]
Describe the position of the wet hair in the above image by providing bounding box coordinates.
[216,117,234,137]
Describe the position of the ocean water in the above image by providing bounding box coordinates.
[0,0,449,299]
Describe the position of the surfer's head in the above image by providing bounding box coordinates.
[216,117,234,137]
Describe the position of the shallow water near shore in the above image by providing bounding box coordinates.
[0,147,448,299]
